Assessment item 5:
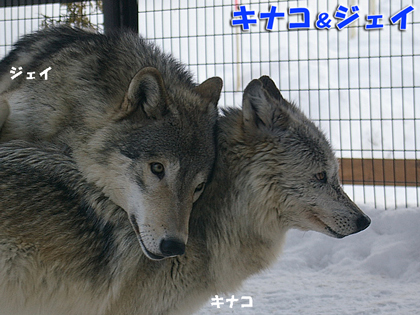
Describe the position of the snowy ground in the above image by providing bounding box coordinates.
[198,206,420,315]
[0,5,419,314]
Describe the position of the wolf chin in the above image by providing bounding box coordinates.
[0,26,223,260]
[0,77,370,315]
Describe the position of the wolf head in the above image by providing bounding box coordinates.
[223,76,370,238]
[76,67,222,260]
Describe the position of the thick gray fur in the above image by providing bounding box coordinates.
[0,77,370,315]
[0,26,223,260]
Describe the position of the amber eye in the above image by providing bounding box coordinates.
[151,163,165,177]
[315,171,327,183]
[195,182,205,193]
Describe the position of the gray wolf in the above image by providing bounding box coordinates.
[0,26,223,260]
[0,77,370,315]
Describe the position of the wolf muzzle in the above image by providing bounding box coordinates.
[160,238,186,257]
[356,214,371,232]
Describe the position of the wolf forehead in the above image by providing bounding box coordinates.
[223,91,336,170]
[262,93,336,167]
[284,122,336,166]
[103,116,216,163]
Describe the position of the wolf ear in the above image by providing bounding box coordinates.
[194,77,223,109]
[119,67,168,119]
[258,76,285,101]
[242,79,289,132]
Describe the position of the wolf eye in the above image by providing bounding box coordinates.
[195,182,205,193]
[151,163,165,177]
[315,171,327,183]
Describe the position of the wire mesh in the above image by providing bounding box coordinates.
[139,0,420,209]
[0,1,103,57]
[0,0,418,209]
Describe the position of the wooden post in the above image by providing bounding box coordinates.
[339,158,420,187]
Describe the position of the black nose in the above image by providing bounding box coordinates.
[160,238,185,257]
[356,215,371,231]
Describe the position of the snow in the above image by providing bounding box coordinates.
[198,206,420,314]
[138,0,420,208]
[0,3,419,314]
[1,0,419,208]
